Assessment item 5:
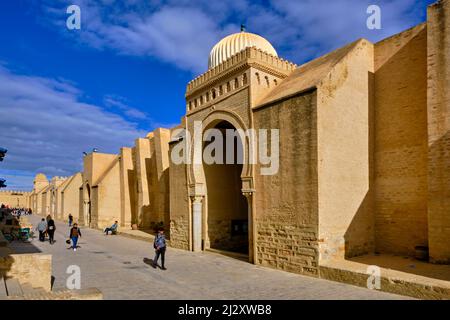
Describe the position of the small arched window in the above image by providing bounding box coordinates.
[234,78,239,89]
[265,76,270,88]
[242,73,248,86]
[212,89,216,99]
[274,79,278,86]
[219,85,223,96]
[227,82,231,92]
[256,72,261,85]
[206,92,210,102]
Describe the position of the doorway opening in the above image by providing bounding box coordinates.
[203,120,249,255]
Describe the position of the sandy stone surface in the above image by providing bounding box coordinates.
[10,215,411,300]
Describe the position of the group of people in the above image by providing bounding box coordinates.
[35,213,82,252]
[36,215,56,244]
[20,208,167,269]
[10,207,32,217]
[0,204,32,222]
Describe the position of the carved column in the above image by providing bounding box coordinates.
[191,195,203,252]
[243,190,256,264]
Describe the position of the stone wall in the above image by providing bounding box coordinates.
[41,189,51,216]
[135,130,171,230]
[427,0,450,263]
[373,24,428,256]
[150,129,171,231]
[169,140,190,250]
[1,253,52,291]
[0,191,31,208]
[135,137,152,228]
[317,39,374,261]
[55,177,71,220]
[119,147,136,228]
[95,158,121,229]
[81,153,118,228]
[253,92,319,277]
[61,173,82,223]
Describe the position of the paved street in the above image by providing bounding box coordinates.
[11,215,409,300]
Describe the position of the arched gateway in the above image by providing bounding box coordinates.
[187,110,256,262]
[183,29,295,264]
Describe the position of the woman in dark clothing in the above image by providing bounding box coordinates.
[47,216,56,244]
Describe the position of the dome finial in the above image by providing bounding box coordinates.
[240,24,246,32]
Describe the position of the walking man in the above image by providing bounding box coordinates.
[152,228,167,270]
[36,218,47,242]
[68,213,73,227]
[47,216,56,244]
[69,223,82,251]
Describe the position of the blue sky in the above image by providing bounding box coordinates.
[0,0,435,190]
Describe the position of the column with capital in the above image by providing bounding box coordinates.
[242,190,256,264]
[191,195,203,252]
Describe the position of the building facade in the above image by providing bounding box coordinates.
[8,0,450,278]
[0,190,31,208]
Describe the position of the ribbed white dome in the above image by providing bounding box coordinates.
[34,173,48,182]
[208,31,278,69]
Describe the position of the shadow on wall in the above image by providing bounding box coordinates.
[162,168,170,240]
[127,169,137,229]
[343,191,374,259]
[342,177,450,282]
[136,156,170,239]
[343,70,376,261]
[340,60,450,279]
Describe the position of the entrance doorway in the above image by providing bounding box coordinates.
[203,121,249,255]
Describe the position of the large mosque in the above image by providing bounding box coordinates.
[3,0,450,278]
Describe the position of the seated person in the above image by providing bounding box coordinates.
[104,221,119,235]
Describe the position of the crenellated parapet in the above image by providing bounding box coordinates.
[0,190,32,195]
[51,176,69,181]
[187,47,296,95]
[185,46,297,114]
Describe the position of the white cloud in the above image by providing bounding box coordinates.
[2,0,431,190]
[41,0,238,73]
[248,0,428,63]
[40,0,429,72]
[0,169,35,191]
[0,65,146,188]
[103,95,148,120]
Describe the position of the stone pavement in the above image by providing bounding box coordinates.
[11,215,411,300]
